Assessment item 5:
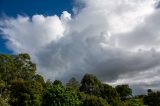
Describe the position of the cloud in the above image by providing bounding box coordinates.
[0,14,65,54]
[117,10,160,50]
[1,0,160,94]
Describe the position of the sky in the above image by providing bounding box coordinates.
[0,0,73,53]
[0,0,160,95]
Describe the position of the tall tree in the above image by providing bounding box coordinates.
[0,53,36,82]
[115,84,132,100]
[100,84,122,105]
[80,74,101,96]
[0,54,14,82]
[66,77,80,91]
[14,53,36,80]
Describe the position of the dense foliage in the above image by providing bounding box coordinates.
[143,89,160,106]
[42,80,80,106]
[115,84,132,100]
[0,53,159,106]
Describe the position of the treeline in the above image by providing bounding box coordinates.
[0,53,159,106]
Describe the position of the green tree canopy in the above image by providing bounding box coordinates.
[80,74,102,96]
[9,78,43,106]
[81,95,109,106]
[42,80,80,106]
[66,77,80,91]
[0,53,36,82]
[100,84,122,105]
[115,84,132,100]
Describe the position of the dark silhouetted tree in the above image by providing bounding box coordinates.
[115,84,132,100]
[80,74,101,96]
[143,90,160,106]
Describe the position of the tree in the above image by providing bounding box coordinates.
[14,53,36,80]
[0,79,5,95]
[143,90,160,106]
[53,80,63,85]
[147,89,153,95]
[100,84,122,105]
[42,81,80,106]
[3,53,160,106]
[32,74,45,87]
[80,74,101,96]
[126,98,146,106]
[0,96,10,106]
[81,95,109,106]
[0,54,14,82]
[0,53,36,82]
[80,74,125,105]
[66,77,80,91]
[115,84,132,100]
[9,78,43,106]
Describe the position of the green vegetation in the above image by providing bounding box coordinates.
[0,53,159,106]
[115,84,132,100]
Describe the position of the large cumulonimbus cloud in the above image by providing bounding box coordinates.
[1,0,160,94]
